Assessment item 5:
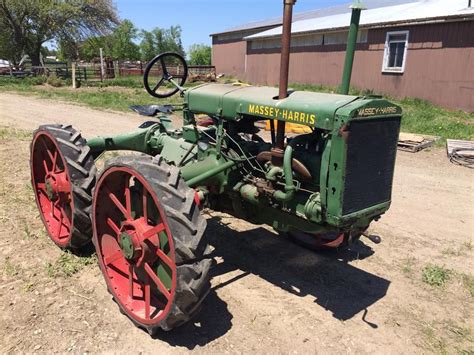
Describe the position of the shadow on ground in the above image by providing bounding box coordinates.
[153,214,390,349]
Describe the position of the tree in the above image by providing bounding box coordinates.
[109,19,140,60]
[188,44,212,65]
[0,0,119,65]
[139,25,185,61]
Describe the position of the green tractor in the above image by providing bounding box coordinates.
[29,1,400,335]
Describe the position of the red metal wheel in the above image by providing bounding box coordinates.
[286,230,346,251]
[30,125,96,249]
[93,156,211,333]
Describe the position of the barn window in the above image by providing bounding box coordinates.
[383,31,409,73]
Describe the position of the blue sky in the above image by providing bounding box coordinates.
[115,0,352,50]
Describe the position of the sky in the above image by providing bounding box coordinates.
[115,0,352,50]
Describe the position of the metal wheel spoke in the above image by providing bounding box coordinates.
[42,159,50,174]
[156,248,174,269]
[104,250,123,266]
[128,264,134,299]
[144,263,171,300]
[37,183,46,193]
[106,217,121,235]
[56,208,65,239]
[142,189,148,222]
[108,189,130,219]
[144,278,151,320]
[46,149,58,172]
[142,223,165,239]
[125,186,132,218]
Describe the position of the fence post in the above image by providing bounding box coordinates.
[99,48,105,81]
[72,62,76,89]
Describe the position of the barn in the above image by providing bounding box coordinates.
[211,0,474,111]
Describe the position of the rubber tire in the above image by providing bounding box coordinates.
[31,124,96,250]
[94,155,211,333]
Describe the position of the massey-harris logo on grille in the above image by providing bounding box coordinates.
[247,104,316,125]
[357,106,399,117]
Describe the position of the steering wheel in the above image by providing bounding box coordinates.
[143,52,188,98]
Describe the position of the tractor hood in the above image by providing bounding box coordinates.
[185,84,360,130]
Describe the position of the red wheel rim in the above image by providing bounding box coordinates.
[31,131,74,247]
[291,231,345,249]
[93,167,177,326]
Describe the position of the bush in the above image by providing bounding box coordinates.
[31,76,47,85]
[47,75,63,87]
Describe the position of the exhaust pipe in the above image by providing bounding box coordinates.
[274,0,296,157]
[340,0,366,95]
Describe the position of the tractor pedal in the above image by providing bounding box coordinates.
[361,231,382,244]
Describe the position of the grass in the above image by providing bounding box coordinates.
[401,257,417,276]
[422,265,451,287]
[0,76,184,112]
[3,257,20,277]
[45,252,96,278]
[1,76,473,142]
[420,321,473,355]
[0,126,32,140]
[461,274,474,297]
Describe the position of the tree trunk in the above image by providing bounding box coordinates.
[29,50,41,67]
[27,41,43,67]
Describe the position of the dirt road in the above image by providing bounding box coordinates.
[1,92,473,354]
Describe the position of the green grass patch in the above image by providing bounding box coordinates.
[422,265,450,287]
[45,252,96,278]
[0,77,184,112]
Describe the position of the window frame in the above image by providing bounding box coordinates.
[382,30,409,73]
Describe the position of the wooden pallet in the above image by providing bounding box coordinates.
[446,139,474,156]
[398,133,441,153]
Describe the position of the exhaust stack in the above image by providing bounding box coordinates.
[340,0,366,95]
[274,0,296,153]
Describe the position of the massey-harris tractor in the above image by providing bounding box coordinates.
[29,1,401,334]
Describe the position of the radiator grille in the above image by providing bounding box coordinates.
[342,117,401,215]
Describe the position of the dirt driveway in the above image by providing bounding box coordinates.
[0,92,473,354]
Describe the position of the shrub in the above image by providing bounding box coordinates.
[47,75,63,87]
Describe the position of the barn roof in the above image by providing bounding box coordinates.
[244,0,474,40]
[210,0,420,36]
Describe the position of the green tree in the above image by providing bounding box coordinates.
[0,0,119,65]
[188,44,212,65]
[76,36,111,61]
[109,19,140,60]
[139,25,185,61]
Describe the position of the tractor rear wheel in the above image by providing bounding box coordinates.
[30,124,96,250]
[92,155,211,333]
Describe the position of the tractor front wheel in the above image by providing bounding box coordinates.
[285,230,349,251]
[92,155,211,333]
